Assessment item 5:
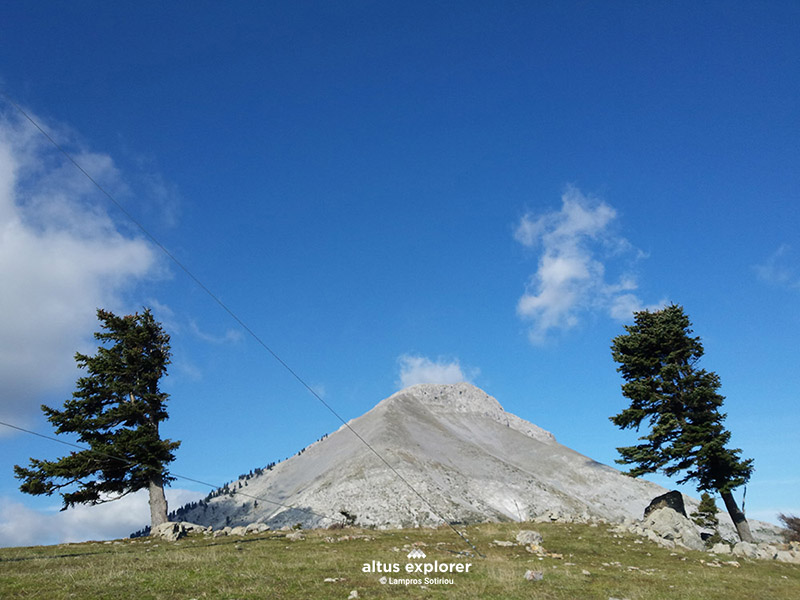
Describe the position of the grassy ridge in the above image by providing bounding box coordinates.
[1,522,798,599]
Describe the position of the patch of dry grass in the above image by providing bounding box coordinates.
[1,522,798,599]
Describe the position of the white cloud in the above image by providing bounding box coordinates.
[189,320,243,344]
[0,110,160,431]
[515,186,654,343]
[0,488,204,548]
[755,244,799,289]
[608,293,667,322]
[397,354,479,389]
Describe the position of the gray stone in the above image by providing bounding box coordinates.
[229,526,247,536]
[642,507,705,551]
[756,544,779,560]
[516,530,543,546]
[710,542,731,554]
[286,531,305,541]
[732,541,759,559]
[778,550,800,564]
[245,523,268,534]
[151,521,207,542]
[523,569,543,581]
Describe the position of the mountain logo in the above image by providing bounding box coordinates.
[407,548,427,559]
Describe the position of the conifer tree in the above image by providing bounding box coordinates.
[14,308,180,529]
[691,492,720,530]
[610,304,754,542]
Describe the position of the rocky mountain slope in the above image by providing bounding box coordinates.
[173,383,768,539]
[176,383,666,528]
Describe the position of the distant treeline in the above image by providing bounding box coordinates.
[129,432,330,538]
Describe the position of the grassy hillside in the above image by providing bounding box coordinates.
[1,521,797,599]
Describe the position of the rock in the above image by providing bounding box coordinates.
[644,491,687,518]
[286,531,305,541]
[732,541,759,559]
[347,591,358,599]
[710,542,731,554]
[645,529,662,544]
[229,526,247,536]
[756,544,779,560]
[731,542,785,560]
[212,529,227,538]
[642,507,705,551]
[523,570,543,581]
[151,522,207,542]
[525,543,545,555]
[516,530,543,546]
[492,540,515,547]
[775,550,799,564]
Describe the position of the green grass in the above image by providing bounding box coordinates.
[1,522,798,599]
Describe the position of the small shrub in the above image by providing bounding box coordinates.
[691,492,719,530]
[340,510,357,527]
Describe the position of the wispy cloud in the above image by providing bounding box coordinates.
[396,355,479,389]
[0,488,204,548]
[515,186,658,343]
[0,110,161,431]
[755,244,799,290]
[189,320,243,344]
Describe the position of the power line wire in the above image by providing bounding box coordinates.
[0,93,482,556]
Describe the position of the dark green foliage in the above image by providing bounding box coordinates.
[778,513,800,542]
[609,304,753,494]
[14,308,180,510]
[340,510,357,526]
[692,492,720,530]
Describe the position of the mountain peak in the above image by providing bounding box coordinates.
[175,383,670,530]
[385,382,502,413]
[383,382,556,444]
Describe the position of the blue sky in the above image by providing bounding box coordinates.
[1,1,798,546]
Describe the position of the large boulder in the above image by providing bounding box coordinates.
[246,522,271,534]
[644,491,687,518]
[151,521,207,542]
[642,507,705,551]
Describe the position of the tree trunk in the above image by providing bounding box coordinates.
[148,474,169,528]
[721,490,754,543]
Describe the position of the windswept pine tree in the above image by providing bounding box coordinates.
[610,304,755,542]
[14,308,180,528]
